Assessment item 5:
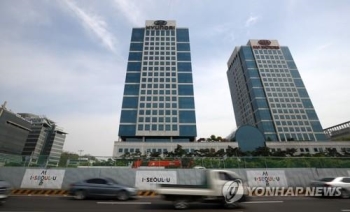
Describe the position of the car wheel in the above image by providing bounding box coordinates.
[340,189,350,199]
[174,199,189,210]
[223,202,239,209]
[73,190,86,200]
[116,190,129,201]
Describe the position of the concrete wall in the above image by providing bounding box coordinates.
[0,167,349,190]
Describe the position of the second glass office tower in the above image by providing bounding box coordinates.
[227,40,327,142]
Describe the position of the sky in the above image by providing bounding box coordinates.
[1,0,350,156]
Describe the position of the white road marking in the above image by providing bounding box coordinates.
[243,200,284,204]
[341,210,350,212]
[97,201,152,205]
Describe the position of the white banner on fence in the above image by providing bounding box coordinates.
[20,169,66,189]
[135,170,177,190]
[246,170,288,187]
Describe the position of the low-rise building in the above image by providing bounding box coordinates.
[19,113,67,166]
[0,102,31,155]
[113,140,350,158]
[323,121,350,140]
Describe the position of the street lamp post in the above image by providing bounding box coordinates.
[78,150,84,166]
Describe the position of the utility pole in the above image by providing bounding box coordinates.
[78,150,84,157]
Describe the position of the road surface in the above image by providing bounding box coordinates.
[1,196,349,212]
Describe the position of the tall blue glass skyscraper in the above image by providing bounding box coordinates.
[118,20,197,142]
[227,40,327,142]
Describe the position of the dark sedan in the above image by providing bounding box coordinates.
[68,177,138,201]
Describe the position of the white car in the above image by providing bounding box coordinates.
[0,180,12,205]
[310,177,350,199]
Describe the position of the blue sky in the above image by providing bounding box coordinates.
[1,0,349,156]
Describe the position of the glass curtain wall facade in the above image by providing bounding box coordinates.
[0,105,31,155]
[19,113,67,165]
[226,40,327,142]
[118,20,197,142]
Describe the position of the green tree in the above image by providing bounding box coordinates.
[325,148,342,157]
[215,149,225,157]
[252,147,271,157]
[150,152,161,158]
[271,150,287,157]
[59,151,79,167]
[206,148,217,157]
[130,149,142,158]
[340,148,350,157]
[174,144,186,157]
[312,152,327,157]
[225,146,247,157]
[197,148,210,157]
[121,152,131,159]
[164,151,175,158]
[285,148,297,157]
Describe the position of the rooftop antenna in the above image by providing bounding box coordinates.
[0,101,7,117]
[1,101,7,109]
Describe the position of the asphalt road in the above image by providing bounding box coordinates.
[1,196,349,212]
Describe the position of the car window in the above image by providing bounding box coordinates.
[218,172,225,180]
[106,178,119,184]
[341,178,350,183]
[86,178,107,184]
[218,172,237,181]
[319,178,335,182]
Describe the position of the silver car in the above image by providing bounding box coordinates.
[0,180,12,205]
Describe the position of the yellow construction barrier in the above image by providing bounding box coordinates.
[137,190,158,196]
[11,189,158,196]
[11,189,69,196]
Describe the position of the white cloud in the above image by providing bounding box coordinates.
[245,15,259,27]
[63,0,117,52]
[317,42,333,51]
[113,0,145,26]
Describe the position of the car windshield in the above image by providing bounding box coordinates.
[319,178,335,182]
